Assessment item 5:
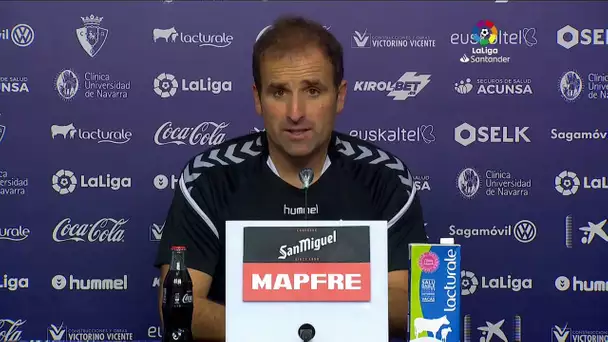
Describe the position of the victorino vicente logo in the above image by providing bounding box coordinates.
[154,121,228,146]
[242,226,371,302]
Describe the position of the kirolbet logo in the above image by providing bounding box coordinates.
[242,226,371,302]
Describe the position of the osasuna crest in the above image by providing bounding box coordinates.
[76,14,108,57]
[0,125,5,143]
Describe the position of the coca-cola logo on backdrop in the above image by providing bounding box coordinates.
[154,121,228,146]
[0,319,26,342]
[52,218,128,243]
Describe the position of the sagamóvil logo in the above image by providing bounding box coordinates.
[472,20,498,46]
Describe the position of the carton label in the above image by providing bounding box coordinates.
[409,244,461,342]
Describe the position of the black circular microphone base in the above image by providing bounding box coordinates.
[298,323,315,342]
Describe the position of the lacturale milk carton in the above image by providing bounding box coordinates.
[408,239,461,342]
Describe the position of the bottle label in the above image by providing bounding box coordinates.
[171,289,193,307]
[182,292,193,304]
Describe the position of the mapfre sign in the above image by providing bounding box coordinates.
[242,262,371,302]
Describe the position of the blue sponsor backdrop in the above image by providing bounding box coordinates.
[1,1,607,341]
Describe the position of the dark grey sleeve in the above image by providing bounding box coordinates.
[154,168,221,277]
[375,167,428,272]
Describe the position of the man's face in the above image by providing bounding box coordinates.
[253,46,346,158]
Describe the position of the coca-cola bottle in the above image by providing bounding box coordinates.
[162,246,194,342]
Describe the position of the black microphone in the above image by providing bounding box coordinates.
[298,323,315,342]
[298,168,314,220]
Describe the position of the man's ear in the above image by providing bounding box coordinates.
[252,84,262,116]
[336,80,347,115]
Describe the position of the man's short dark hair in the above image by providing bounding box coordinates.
[252,15,344,95]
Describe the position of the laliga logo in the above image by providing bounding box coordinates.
[555,170,580,196]
[52,169,132,195]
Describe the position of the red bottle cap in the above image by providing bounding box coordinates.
[171,246,186,251]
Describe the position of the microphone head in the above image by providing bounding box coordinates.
[298,168,314,189]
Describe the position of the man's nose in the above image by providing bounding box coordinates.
[287,94,305,122]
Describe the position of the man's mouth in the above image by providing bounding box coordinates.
[285,128,311,138]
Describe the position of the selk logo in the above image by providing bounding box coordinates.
[152,277,160,288]
[153,72,232,98]
[152,27,233,47]
[555,170,608,196]
[76,14,108,57]
[565,215,608,248]
[557,25,608,49]
[454,77,533,96]
[352,72,431,100]
[454,123,530,147]
[51,123,132,144]
[460,269,532,295]
[0,24,34,47]
[52,169,132,195]
[150,222,164,241]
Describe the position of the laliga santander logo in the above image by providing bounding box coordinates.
[242,227,371,302]
[472,20,498,46]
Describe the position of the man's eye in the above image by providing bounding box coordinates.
[273,90,285,97]
[308,88,320,96]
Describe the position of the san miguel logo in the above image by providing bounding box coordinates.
[242,226,371,302]
[278,229,336,260]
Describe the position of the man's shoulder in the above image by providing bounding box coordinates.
[331,131,414,188]
[179,132,265,191]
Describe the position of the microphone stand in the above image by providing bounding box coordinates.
[297,170,315,341]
